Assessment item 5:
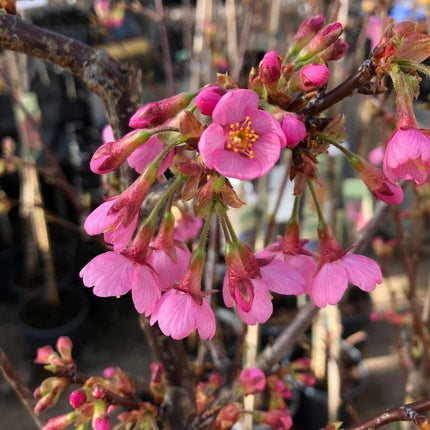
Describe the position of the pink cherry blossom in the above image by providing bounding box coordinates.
[84,198,138,251]
[259,51,281,89]
[366,15,384,51]
[369,146,384,165]
[383,127,430,185]
[308,225,383,307]
[223,243,305,324]
[149,289,216,340]
[195,85,226,115]
[239,368,266,395]
[127,134,174,175]
[79,251,161,316]
[198,89,286,180]
[281,113,307,148]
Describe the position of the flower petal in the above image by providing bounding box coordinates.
[341,254,382,292]
[79,252,133,297]
[212,89,259,125]
[198,123,226,170]
[260,259,305,295]
[131,265,161,316]
[238,280,273,324]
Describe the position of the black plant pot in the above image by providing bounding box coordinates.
[17,283,90,353]
[340,289,373,339]
[288,342,368,430]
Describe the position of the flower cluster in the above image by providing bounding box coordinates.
[79,14,430,344]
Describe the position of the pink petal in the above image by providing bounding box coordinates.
[222,276,235,308]
[210,148,263,180]
[212,89,259,126]
[149,245,191,290]
[104,214,138,252]
[308,263,348,307]
[196,299,216,339]
[79,252,133,297]
[198,123,226,170]
[341,254,382,292]
[249,133,282,176]
[259,259,305,295]
[131,265,161,316]
[84,199,116,235]
[238,280,273,324]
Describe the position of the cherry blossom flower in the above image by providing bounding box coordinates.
[223,242,305,324]
[79,251,161,316]
[127,134,174,175]
[198,89,286,180]
[149,289,215,340]
[258,221,316,292]
[383,127,430,185]
[308,225,383,307]
[84,164,158,250]
[84,198,138,252]
[173,212,203,242]
[261,410,293,430]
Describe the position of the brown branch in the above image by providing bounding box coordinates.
[345,397,430,430]
[0,11,142,137]
[0,347,43,429]
[300,59,376,118]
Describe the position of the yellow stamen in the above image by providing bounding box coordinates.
[227,116,259,159]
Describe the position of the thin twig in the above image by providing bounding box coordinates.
[0,347,43,429]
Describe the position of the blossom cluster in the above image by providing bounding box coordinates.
[79,15,430,342]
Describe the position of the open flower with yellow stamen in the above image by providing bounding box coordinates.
[198,89,286,180]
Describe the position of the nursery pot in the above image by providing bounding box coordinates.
[288,342,368,430]
[339,289,373,339]
[17,283,90,353]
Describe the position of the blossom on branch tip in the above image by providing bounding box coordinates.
[198,89,286,180]
[383,128,430,185]
[259,51,281,90]
[308,224,383,307]
[223,242,305,324]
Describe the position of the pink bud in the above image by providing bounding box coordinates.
[369,146,385,165]
[287,15,325,57]
[290,64,330,92]
[56,337,73,361]
[369,312,380,322]
[92,383,106,400]
[103,367,117,379]
[129,92,195,129]
[42,412,76,430]
[69,388,87,409]
[195,85,226,115]
[261,410,293,430]
[34,345,57,364]
[209,372,223,389]
[317,39,349,61]
[239,368,266,395]
[297,22,343,61]
[90,130,152,174]
[215,403,240,429]
[281,113,306,148]
[94,415,110,430]
[259,51,281,89]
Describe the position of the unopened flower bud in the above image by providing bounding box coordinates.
[69,388,87,409]
[238,368,266,395]
[259,51,281,90]
[56,336,73,362]
[289,64,330,92]
[34,345,57,365]
[315,39,349,62]
[281,113,306,148]
[90,130,152,174]
[287,15,325,58]
[92,400,110,430]
[129,92,195,129]
[103,367,116,379]
[43,412,77,430]
[215,403,240,430]
[91,383,106,400]
[150,363,166,404]
[209,372,222,389]
[297,22,343,62]
[195,85,226,115]
[261,410,293,429]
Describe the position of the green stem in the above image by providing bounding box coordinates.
[145,174,187,226]
[306,179,325,224]
[289,195,301,223]
[221,211,241,246]
[195,200,217,254]
[153,136,187,167]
